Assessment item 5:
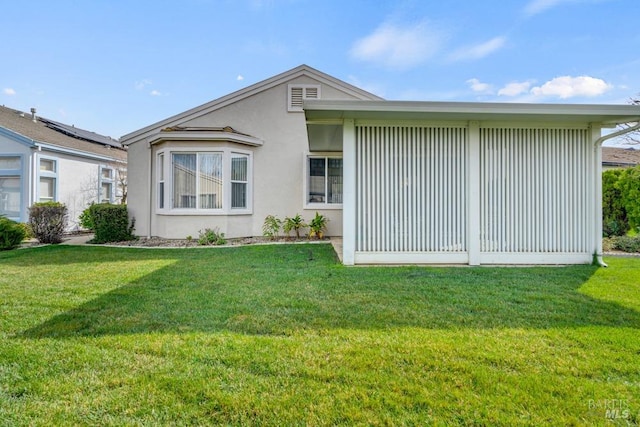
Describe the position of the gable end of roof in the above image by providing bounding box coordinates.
[121,64,383,146]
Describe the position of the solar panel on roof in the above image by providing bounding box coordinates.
[39,118,122,149]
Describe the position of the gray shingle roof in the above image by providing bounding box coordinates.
[602,146,640,167]
[0,105,126,162]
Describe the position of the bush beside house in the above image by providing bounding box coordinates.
[28,202,68,244]
[0,216,26,250]
[603,165,640,253]
[83,204,135,244]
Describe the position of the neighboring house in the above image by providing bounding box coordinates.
[0,106,126,229]
[602,146,640,169]
[122,64,640,266]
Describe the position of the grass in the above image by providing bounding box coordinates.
[1,244,639,426]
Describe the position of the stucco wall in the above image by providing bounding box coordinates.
[132,74,366,239]
[126,140,150,237]
[37,150,119,231]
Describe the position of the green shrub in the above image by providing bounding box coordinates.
[197,228,226,245]
[616,166,640,231]
[79,204,95,231]
[308,212,328,239]
[612,235,640,253]
[89,204,135,244]
[602,169,629,237]
[262,215,282,240]
[16,222,33,240]
[283,214,306,238]
[28,202,68,244]
[0,216,26,250]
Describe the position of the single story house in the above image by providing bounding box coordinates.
[601,146,640,169]
[121,65,640,265]
[0,106,127,229]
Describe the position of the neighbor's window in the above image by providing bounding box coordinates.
[0,156,21,170]
[307,157,342,205]
[0,156,22,220]
[0,177,21,219]
[100,167,114,203]
[39,158,57,202]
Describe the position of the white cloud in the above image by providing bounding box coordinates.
[3,88,16,96]
[466,78,492,93]
[236,75,244,81]
[524,0,601,16]
[524,0,567,15]
[135,79,152,90]
[498,81,533,97]
[448,36,506,62]
[350,21,445,69]
[530,75,612,98]
[150,90,162,96]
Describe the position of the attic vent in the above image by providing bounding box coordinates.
[288,84,321,112]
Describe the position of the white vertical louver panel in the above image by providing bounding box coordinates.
[480,128,591,253]
[355,125,468,253]
[289,87,303,109]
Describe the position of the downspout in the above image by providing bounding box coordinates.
[593,121,640,267]
[147,139,153,239]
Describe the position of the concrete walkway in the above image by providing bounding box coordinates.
[330,237,343,263]
[60,234,94,245]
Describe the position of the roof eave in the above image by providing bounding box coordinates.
[304,100,640,125]
[149,131,264,147]
[0,126,37,148]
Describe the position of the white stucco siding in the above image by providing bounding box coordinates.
[54,155,98,230]
[37,150,122,231]
[126,140,151,237]
[142,74,363,239]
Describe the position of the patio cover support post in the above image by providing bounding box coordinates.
[592,121,640,267]
[342,119,356,265]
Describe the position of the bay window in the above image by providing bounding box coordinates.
[157,148,251,213]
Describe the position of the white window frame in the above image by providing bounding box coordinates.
[99,166,115,203]
[157,153,165,209]
[38,156,58,203]
[0,154,24,221]
[287,84,321,112]
[303,153,343,210]
[156,146,252,215]
[230,153,249,210]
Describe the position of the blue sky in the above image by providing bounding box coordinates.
[1,0,639,140]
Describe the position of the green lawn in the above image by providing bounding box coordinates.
[1,244,639,426]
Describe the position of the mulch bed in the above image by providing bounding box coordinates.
[106,236,330,248]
